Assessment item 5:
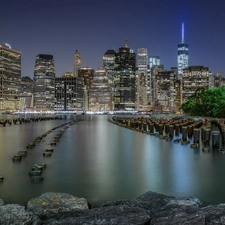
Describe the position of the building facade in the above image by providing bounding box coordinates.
[33,54,55,111]
[19,76,34,111]
[55,73,83,111]
[114,40,136,110]
[74,50,82,77]
[103,50,116,82]
[181,66,211,103]
[137,48,148,74]
[0,44,21,111]
[178,23,188,76]
[149,56,160,70]
[136,71,148,110]
[152,67,176,111]
[78,67,94,111]
[89,67,112,111]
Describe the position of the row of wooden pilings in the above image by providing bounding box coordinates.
[109,116,225,151]
[8,119,83,184]
[0,116,65,126]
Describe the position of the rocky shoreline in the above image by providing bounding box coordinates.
[0,191,225,224]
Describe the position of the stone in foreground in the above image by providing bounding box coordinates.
[150,199,205,225]
[102,191,175,212]
[0,204,40,225]
[27,192,89,219]
[43,205,150,225]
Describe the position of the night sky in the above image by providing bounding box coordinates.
[1,0,225,77]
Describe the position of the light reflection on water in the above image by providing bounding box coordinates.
[0,114,225,206]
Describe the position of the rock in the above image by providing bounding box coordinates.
[179,196,206,207]
[0,199,4,206]
[101,199,132,207]
[27,192,89,219]
[102,191,174,213]
[167,199,199,207]
[200,204,225,224]
[43,205,150,225]
[131,191,175,212]
[0,204,40,225]
[150,200,205,225]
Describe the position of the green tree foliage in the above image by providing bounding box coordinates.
[180,85,225,118]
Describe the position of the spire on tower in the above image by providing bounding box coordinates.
[124,39,129,48]
[182,23,184,43]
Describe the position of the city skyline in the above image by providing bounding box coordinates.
[1,0,225,77]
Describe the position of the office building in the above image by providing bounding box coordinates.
[55,73,83,111]
[181,66,210,103]
[78,67,94,110]
[74,50,82,77]
[103,50,116,82]
[149,56,160,70]
[114,40,136,110]
[137,48,148,73]
[19,76,34,111]
[136,71,148,110]
[89,67,112,111]
[33,54,55,111]
[178,23,188,76]
[0,43,21,111]
[152,66,176,111]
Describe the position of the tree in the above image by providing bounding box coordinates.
[180,85,225,118]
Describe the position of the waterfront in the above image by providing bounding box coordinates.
[0,114,225,207]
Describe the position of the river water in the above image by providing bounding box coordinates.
[0,114,225,207]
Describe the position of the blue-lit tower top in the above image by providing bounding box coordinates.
[178,23,188,76]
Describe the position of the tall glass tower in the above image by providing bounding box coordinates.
[34,54,55,111]
[137,48,148,73]
[0,44,21,111]
[178,23,188,77]
[114,40,136,110]
[74,50,82,77]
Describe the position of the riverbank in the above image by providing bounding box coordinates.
[1,191,224,224]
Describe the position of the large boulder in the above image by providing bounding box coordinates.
[102,191,175,212]
[27,192,89,219]
[150,199,205,225]
[43,205,150,225]
[0,204,40,225]
[200,204,225,224]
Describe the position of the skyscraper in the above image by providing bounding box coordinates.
[0,43,21,111]
[103,50,116,82]
[33,54,55,111]
[89,67,112,111]
[114,40,136,110]
[149,56,160,70]
[178,23,188,76]
[19,76,34,111]
[137,48,148,73]
[78,67,94,110]
[74,50,82,77]
[55,72,83,111]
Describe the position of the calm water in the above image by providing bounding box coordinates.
[0,114,225,207]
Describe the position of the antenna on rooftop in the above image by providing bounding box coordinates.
[182,23,184,43]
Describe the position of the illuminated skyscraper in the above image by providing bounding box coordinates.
[55,73,83,111]
[33,54,55,111]
[137,48,148,73]
[149,56,160,70]
[114,40,136,110]
[0,43,21,110]
[103,50,116,82]
[74,50,82,77]
[78,67,94,110]
[178,23,188,76]
[89,67,112,111]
